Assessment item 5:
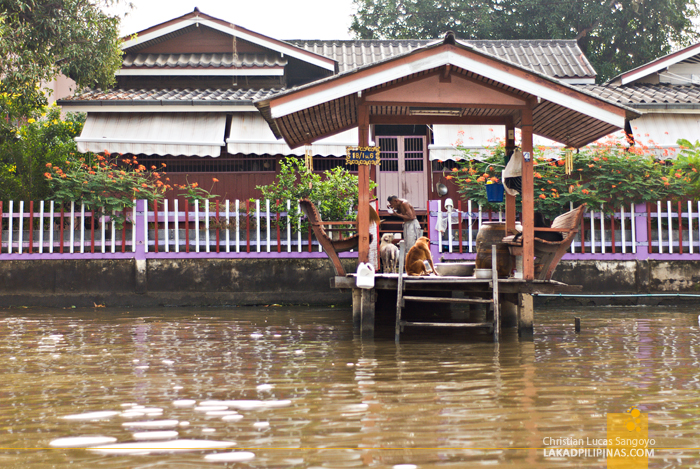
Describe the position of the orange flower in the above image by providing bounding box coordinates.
[192,183,198,188]
[593,157,600,162]
[661,177,668,182]
[44,172,52,179]
[88,170,95,175]
[161,163,166,167]
[557,160,565,166]
[464,179,471,183]
[675,173,682,178]
[547,180,553,184]
[490,177,499,183]
[212,178,219,182]
[45,163,52,168]
[533,172,542,179]
[451,168,458,172]
[539,194,546,199]
[476,177,485,183]
[445,175,453,180]
[141,183,148,188]
[612,185,616,188]
[582,189,590,195]
[588,164,594,168]
[151,165,157,170]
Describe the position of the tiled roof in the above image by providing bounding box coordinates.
[580,84,700,107]
[287,39,595,78]
[61,88,283,103]
[122,53,287,69]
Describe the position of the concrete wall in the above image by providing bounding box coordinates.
[0,258,355,308]
[1,258,699,308]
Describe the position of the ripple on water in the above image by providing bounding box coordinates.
[204,451,256,462]
[87,439,236,455]
[121,420,180,430]
[62,411,119,420]
[49,436,117,448]
[132,431,179,441]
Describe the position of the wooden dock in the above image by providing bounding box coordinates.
[331,274,581,340]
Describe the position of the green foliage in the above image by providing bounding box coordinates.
[452,138,688,221]
[674,139,700,198]
[256,157,374,230]
[0,0,124,113]
[350,0,700,82]
[173,177,218,204]
[0,104,84,201]
[45,152,167,226]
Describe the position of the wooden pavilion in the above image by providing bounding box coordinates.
[256,32,639,279]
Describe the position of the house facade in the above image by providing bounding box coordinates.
[59,8,620,209]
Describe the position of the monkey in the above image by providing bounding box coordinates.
[405,236,437,276]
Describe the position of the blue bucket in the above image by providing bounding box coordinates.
[486,183,504,203]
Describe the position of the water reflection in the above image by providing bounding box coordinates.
[1,306,700,467]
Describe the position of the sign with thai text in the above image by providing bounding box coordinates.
[346,146,380,166]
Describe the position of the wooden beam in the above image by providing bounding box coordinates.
[521,104,535,280]
[505,117,516,234]
[369,115,510,126]
[357,102,371,264]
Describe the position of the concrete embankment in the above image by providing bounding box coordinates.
[0,259,355,308]
[0,259,698,308]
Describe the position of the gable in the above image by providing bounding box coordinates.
[131,26,270,55]
[365,72,528,107]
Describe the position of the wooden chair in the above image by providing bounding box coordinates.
[503,204,586,280]
[298,199,367,277]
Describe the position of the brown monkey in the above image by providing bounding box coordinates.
[405,236,437,276]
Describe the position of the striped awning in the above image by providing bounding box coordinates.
[226,112,359,156]
[76,112,226,157]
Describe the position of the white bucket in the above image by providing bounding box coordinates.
[356,262,375,289]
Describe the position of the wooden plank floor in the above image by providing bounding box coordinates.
[331,274,582,295]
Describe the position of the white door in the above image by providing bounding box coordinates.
[377,136,428,210]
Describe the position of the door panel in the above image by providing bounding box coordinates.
[377,136,427,210]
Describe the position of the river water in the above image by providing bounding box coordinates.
[1,305,699,468]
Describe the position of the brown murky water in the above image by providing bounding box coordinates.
[1,305,699,468]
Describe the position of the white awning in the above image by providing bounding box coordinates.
[76,112,226,157]
[429,125,566,161]
[630,114,700,148]
[227,112,359,157]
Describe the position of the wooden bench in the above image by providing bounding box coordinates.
[503,204,586,280]
[298,198,365,277]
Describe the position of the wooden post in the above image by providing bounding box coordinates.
[505,118,516,235]
[521,104,535,280]
[357,103,371,264]
[352,288,362,330]
[518,293,534,337]
[361,288,376,339]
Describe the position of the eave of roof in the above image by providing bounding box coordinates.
[581,84,700,110]
[608,42,700,85]
[120,8,337,73]
[255,34,638,149]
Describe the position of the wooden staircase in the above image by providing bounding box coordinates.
[394,240,501,343]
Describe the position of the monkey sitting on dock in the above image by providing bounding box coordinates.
[380,234,399,273]
[405,236,438,276]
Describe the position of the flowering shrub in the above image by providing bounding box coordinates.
[46,152,169,226]
[452,137,690,221]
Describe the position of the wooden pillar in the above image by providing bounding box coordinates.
[357,103,371,264]
[521,104,535,280]
[517,293,534,337]
[505,118,516,234]
[360,288,376,339]
[352,288,362,330]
